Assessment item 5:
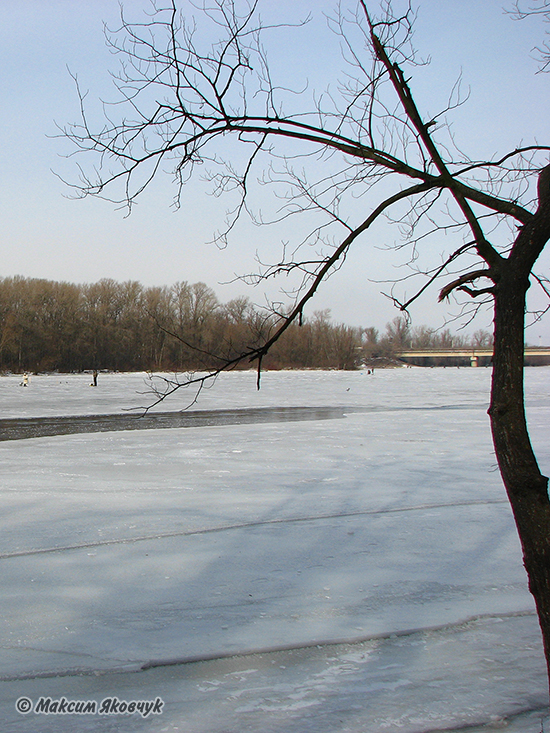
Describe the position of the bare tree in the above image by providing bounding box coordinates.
[509,0,550,69]
[62,0,550,690]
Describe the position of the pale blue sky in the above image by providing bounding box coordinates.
[0,0,549,341]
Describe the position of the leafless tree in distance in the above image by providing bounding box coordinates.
[61,0,550,694]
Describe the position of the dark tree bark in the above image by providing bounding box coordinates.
[489,168,550,676]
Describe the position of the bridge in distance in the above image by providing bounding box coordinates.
[396,347,550,367]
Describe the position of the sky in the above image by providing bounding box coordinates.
[0,0,549,341]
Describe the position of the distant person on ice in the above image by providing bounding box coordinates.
[91,370,98,387]
[20,373,29,387]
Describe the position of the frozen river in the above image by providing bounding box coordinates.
[0,367,549,732]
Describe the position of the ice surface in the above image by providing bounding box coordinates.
[0,367,549,731]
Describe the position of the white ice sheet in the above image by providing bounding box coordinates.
[0,367,548,731]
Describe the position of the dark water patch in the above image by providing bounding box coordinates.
[0,402,484,442]
[0,406,356,442]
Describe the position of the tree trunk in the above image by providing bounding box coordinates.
[489,272,550,695]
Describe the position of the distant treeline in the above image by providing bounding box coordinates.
[0,276,494,373]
